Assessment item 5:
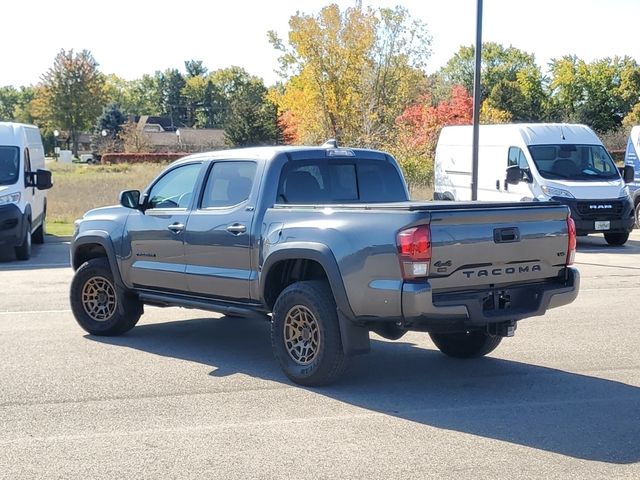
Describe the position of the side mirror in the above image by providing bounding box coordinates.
[505,165,522,185]
[119,190,141,209]
[35,169,53,190]
[622,165,634,184]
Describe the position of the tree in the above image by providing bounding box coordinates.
[159,68,186,127]
[549,55,640,132]
[185,60,207,78]
[224,79,278,147]
[118,121,151,153]
[92,103,126,154]
[269,4,430,146]
[0,86,19,121]
[438,43,547,121]
[36,49,106,155]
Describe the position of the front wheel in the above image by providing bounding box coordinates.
[271,280,348,386]
[635,202,640,229]
[70,258,141,336]
[33,214,46,244]
[14,221,31,260]
[604,232,629,246]
[429,330,502,358]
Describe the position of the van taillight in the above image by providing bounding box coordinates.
[397,225,431,279]
[566,215,576,265]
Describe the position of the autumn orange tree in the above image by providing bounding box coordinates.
[269,4,430,147]
[388,86,511,187]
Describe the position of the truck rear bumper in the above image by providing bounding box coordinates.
[401,267,579,328]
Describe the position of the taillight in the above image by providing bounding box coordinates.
[397,225,431,279]
[566,215,576,265]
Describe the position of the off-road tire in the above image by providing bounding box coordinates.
[14,221,31,260]
[271,280,348,386]
[70,258,141,336]
[429,330,502,358]
[604,232,629,246]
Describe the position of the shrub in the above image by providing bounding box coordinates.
[101,152,189,164]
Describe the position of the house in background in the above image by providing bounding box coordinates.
[134,115,226,152]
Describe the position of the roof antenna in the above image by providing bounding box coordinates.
[560,125,566,141]
[322,139,338,148]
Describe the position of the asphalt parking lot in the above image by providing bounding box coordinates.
[1,232,639,479]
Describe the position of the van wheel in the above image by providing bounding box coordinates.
[271,280,348,386]
[604,232,629,246]
[70,258,141,336]
[429,330,502,358]
[14,221,32,260]
[33,216,46,244]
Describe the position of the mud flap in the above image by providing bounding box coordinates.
[337,310,370,355]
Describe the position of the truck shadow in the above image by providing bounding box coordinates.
[576,235,640,253]
[89,315,640,465]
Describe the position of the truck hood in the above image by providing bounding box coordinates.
[540,179,626,200]
[79,205,129,222]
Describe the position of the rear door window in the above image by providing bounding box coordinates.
[201,161,257,208]
[278,159,406,204]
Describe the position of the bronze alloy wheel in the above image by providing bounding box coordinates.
[283,305,321,365]
[81,276,117,322]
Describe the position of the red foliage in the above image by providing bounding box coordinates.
[395,85,473,150]
[101,153,190,165]
[278,111,299,145]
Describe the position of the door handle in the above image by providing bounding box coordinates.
[496,180,500,191]
[167,223,185,233]
[226,223,247,234]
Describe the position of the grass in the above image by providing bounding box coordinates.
[46,162,166,224]
[409,184,434,201]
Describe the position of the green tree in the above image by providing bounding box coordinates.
[185,60,207,78]
[549,55,640,132]
[0,86,19,121]
[159,68,186,127]
[438,42,547,121]
[224,79,278,147]
[37,49,106,154]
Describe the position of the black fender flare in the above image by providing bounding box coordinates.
[72,232,139,316]
[261,243,369,355]
[72,232,125,288]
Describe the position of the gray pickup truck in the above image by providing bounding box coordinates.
[70,144,580,385]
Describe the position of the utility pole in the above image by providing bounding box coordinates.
[471,0,483,201]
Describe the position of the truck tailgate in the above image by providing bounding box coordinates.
[427,204,570,290]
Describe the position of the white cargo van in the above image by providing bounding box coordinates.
[434,123,635,246]
[0,122,53,260]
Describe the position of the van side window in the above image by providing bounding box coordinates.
[508,147,529,169]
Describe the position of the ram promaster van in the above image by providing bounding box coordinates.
[624,125,640,226]
[0,122,53,260]
[434,123,635,246]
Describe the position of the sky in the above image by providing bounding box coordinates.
[2,0,639,88]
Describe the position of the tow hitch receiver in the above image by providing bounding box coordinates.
[488,320,517,337]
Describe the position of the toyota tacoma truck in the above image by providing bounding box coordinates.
[70,143,580,386]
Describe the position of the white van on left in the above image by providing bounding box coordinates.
[0,122,53,260]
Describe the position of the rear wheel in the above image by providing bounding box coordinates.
[604,232,629,246]
[429,330,502,358]
[14,221,31,260]
[70,258,141,336]
[635,202,640,229]
[271,280,348,386]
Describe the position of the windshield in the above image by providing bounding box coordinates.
[0,146,20,186]
[528,144,620,181]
